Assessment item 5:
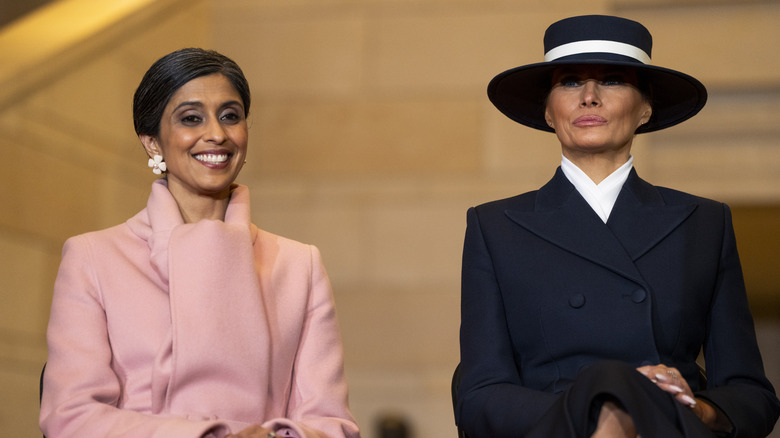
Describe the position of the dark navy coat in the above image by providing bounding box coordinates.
[457,168,779,437]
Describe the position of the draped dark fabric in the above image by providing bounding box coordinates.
[525,360,715,438]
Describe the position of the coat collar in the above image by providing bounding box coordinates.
[607,169,697,260]
[505,168,696,284]
[126,179,259,283]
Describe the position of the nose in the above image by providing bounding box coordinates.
[204,119,226,144]
[580,80,601,107]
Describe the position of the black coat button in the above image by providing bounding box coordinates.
[569,294,586,308]
[631,289,647,303]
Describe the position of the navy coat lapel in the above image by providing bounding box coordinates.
[607,170,697,261]
[505,168,696,285]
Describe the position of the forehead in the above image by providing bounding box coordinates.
[167,74,242,106]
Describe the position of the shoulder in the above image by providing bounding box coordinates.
[62,223,138,256]
[627,171,729,215]
[632,180,732,236]
[250,227,332,300]
[653,185,729,215]
[469,191,540,225]
[252,226,324,265]
[253,226,314,251]
[470,168,571,218]
[55,224,141,300]
[475,190,539,213]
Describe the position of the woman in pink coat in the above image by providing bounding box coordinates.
[39,48,360,438]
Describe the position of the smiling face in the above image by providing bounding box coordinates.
[140,73,248,200]
[544,65,652,160]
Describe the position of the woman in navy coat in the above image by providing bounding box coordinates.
[456,15,780,438]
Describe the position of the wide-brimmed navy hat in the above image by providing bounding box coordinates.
[488,15,707,133]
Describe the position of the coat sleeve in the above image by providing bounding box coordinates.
[262,245,360,438]
[40,235,232,438]
[456,207,558,438]
[696,204,780,438]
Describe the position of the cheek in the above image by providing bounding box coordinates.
[622,91,650,121]
[230,126,249,149]
[625,103,649,126]
[161,127,199,151]
[547,95,578,122]
[545,102,563,125]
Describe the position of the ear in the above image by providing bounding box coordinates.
[139,134,160,158]
[544,107,554,129]
[638,101,653,127]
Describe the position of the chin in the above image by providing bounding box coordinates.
[198,181,237,196]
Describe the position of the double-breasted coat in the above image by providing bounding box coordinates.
[456,168,779,437]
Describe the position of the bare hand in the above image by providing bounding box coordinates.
[636,364,698,410]
[226,425,276,438]
[636,364,733,433]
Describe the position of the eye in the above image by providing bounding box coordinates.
[601,75,626,86]
[559,76,582,87]
[181,114,202,125]
[219,110,243,124]
[220,113,237,123]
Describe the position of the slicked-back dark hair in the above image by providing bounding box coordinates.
[133,48,251,136]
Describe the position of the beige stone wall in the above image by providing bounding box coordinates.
[1,0,778,436]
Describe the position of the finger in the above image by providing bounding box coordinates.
[655,375,691,395]
[636,366,658,381]
[653,368,678,383]
[636,365,658,374]
[676,392,698,408]
[662,383,684,394]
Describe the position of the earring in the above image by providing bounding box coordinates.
[148,154,167,175]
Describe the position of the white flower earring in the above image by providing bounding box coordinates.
[148,154,167,175]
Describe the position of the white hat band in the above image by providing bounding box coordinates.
[544,40,652,64]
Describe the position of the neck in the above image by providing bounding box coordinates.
[167,183,233,224]
[562,150,631,184]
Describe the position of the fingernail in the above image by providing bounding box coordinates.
[655,373,668,381]
[669,385,684,393]
[681,395,697,407]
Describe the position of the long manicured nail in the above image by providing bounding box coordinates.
[681,394,697,407]
[669,385,684,393]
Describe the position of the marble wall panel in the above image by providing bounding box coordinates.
[210,9,365,98]
[0,236,55,337]
[248,97,482,177]
[618,3,780,88]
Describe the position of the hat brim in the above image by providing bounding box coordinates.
[487,59,707,134]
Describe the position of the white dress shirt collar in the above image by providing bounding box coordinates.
[560,155,633,223]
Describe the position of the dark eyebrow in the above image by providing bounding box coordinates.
[221,100,244,110]
[172,101,203,112]
[172,100,244,112]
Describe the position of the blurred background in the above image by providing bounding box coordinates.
[1,0,779,436]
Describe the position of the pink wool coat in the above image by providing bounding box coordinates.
[40,180,360,438]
